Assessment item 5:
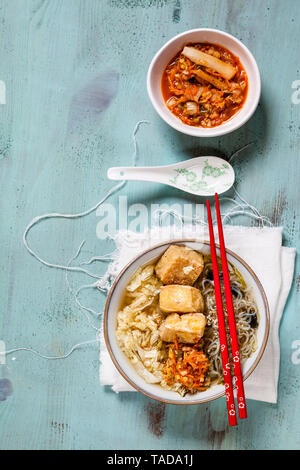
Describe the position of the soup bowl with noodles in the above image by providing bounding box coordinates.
[104,240,269,405]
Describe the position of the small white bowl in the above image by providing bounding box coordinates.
[104,240,269,405]
[147,29,261,137]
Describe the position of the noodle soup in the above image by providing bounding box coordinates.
[116,245,258,397]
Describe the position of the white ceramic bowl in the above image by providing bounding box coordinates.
[147,29,261,137]
[104,240,269,405]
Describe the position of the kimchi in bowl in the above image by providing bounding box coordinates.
[147,29,261,137]
[104,240,269,405]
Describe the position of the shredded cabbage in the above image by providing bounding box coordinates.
[116,265,167,385]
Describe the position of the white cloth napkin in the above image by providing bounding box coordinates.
[99,225,295,403]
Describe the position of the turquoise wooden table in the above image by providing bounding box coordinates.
[0,0,300,450]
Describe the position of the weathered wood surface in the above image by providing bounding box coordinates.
[0,0,300,450]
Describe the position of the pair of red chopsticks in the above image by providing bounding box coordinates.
[207,193,247,427]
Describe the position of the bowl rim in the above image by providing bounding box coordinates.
[104,239,270,405]
[147,28,261,138]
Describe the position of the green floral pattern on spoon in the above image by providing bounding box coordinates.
[170,159,231,194]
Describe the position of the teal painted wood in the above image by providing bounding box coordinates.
[0,0,300,450]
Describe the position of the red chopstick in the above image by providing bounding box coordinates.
[206,200,237,427]
[215,193,247,419]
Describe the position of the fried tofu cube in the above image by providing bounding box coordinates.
[155,245,204,286]
[159,285,204,313]
[159,313,206,343]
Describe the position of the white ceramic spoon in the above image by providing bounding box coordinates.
[107,156,234,196]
